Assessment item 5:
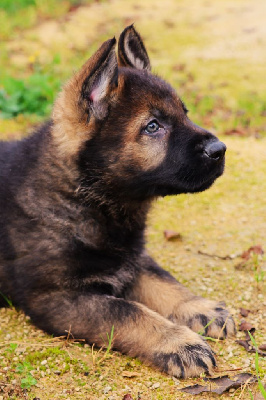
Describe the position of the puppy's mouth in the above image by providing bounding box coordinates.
[158,160,225,197]
[188,174,221,193]
[183,161,225,193]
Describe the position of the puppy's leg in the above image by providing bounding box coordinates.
[127,254,235,339]
[29,292,216,378]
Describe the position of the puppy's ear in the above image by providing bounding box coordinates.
[118,25,151,71]
[79,38,118,120]
[54,38,118,124]
[52,38,118,156]
[79,37,118,120]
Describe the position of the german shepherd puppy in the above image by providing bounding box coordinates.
[0,26,235,378]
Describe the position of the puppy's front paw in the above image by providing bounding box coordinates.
[153,326,216,378]
[172,298,235,339]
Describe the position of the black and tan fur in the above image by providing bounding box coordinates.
[0,26,235,378]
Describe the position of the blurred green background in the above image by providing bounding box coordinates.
[0,0,265,139]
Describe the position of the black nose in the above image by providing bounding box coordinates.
[204,141,226,160]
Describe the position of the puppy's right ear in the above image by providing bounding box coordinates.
[54,38,118,123]
[118,25,151,71]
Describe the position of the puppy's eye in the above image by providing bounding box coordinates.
[145,120,160,134]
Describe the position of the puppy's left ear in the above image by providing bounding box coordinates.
[80,37,118,120]
[54,38,118,125]
[118,25,151,71]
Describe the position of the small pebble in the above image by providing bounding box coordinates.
[172,377,180,386]
[41,360,47,365]
[103,386,112,394]
[151,382,160,389]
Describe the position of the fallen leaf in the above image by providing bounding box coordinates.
[163,230,182,241]
[163,19,175,28]
[248,245,263,255]
[235,245,264,269]
[236,339,253,352]
[240,251,251,261]
[240,245,264,260]
[123,395,134,400]
[236,333,266,356]
[172,63,186,72]
[239,320,255,333]
[122,371,141,378]
[179,373,257,395]
[224,128,247,136]
[219,81,229,88]
[239,307,250,317]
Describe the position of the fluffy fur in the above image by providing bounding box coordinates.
[0,25,234,378]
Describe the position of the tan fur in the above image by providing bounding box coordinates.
[52,41,118,159]
[126,95,187,171]
[127,272,193,316]
[0,25,232,379]
[51,88,93,159]
[91,301,216,378]
[127,270,235,339]
[122,111,168,172]
[173,297,236,339]
[109,92,186,174]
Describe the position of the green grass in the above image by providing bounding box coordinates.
[0,290,13,307]
[0,71,61,119]
[16,361,38,389]
[248,333,266,399]
[0,0,36,13]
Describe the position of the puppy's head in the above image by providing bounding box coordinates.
[52,25,226,200]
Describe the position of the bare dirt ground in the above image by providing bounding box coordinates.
[0,0,265,399]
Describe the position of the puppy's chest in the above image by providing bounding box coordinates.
[67,242,139,296]
[72,209,144,253]
[67,216,143,295]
